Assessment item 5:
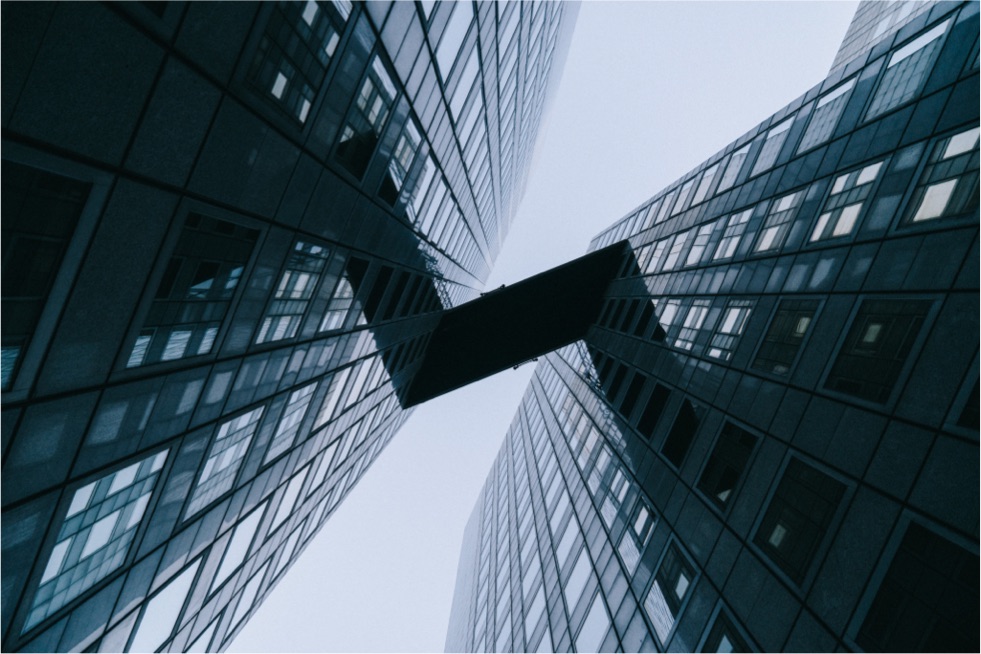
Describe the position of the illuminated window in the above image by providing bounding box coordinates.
[707,300,752,360]
[904,127,979,224]
[811,161,883,240]
[26,451,168,631]
[713,209,752,260]
[754,191,802,253]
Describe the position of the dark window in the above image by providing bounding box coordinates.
[618,373,646,419]
[246,1,349,124]
[633,300,655,337]
[825,299,930,403]
[703,610,751,653]
[754,459,845,584]
[617,299,640,333]
[637,384,670,439]
[1,162,91,388]
[363,265,393,323]
[606,299,625,329]
[856,522,979,653]
[127,215,258,368]
[752,299,819,375]
[697,423,757,510]
[644,543,696,643]
[381,271,410,320]
[661,399,703,467]
[605,363,628,400]
[956,379,979,430]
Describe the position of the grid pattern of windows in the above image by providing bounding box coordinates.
[335,56,397,178]
[697,423,757,511]
[825,299,931,403]
[246,1,348,124]
[754,191,802,253]
[27,451,168,631]
[256,241,331,344]
[866,20,948,119]
[810,160,882,240]
[707,300,752,361]
[755,459,845,584]
[752,299,819,375]
[798,78,855,152]
[127,214,258,368]
[187,407,265,517]
[1,162,91,389]
[904,127,979,224]
[856,522,979,652]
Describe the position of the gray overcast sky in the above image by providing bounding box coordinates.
[229,2,859,651]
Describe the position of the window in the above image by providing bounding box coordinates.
[654,188,678,224]
[662,229,692,271]
[691,162,720,205]
[25,451,168,631]
[335,55,397,178]
[246,1,348,124]
[673,178,697,215]
[230,561,270,630]
[716,144,750,192]
[697,423,757,510]
[685,222,716,267]
[702,609,752,653]
[265,382,318,463]
[644,238,670,274]
[435,2,474,79]
[129,558,201,652]
[855,521,978,652]
[576,595,611,653]
[798,78,855,152]
[563,550,593,611]
[256,241,331,343]
[271,465,311,531]
[707,300,752,361]
[636,384,670,439]
[825,299,931,403]
[661,399,703,468]
[380,121,423,205]
[712,209,752,260]
[127,214,258,368]
[866,20,949,119]
[751,117,793,176]
[754,459,845,583]
[754,191,802,253]
[811,161,883,240]
[904,126,979,224]
[210,502,266,593]
[319,273,359,331]
[752,299,818,375]
[187,407,265,517]
[654,298,681,342]
[2,162,91,389]
[644,543,696,645]
[674,300,709,351]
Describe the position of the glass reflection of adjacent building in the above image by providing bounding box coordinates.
[447,2,979,652]
[0,1,578,651]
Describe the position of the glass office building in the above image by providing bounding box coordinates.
[447,2,979,651]
[0,1,577,651]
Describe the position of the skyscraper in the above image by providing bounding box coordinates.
[0,2,577,651]
[447,2,979,651]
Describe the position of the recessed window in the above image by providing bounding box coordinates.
[644,543,696,645]
[335,56,397,178]
[636,384,671,439]
[752,299,819,375]
[661,399,703,468]
[702,609,752,653]
[697,423,757,510]
[751,117,794,176]
[798,78,855,153]
[674,300,709,351]
[856,521,979,652]
[246,1,348,124]
[866,20,949,120]
[187,407,265,517]
[713,209,752,261]
[754,459,845,584]
[27,451,168,632]
[127,214,258,368]
[1,162,92,389]
[754,191,802,253]
[811,160,883,241]
[825,299,931,403]
[707,300,752,361]
[256,241,331,344]
[904,127,979,224]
